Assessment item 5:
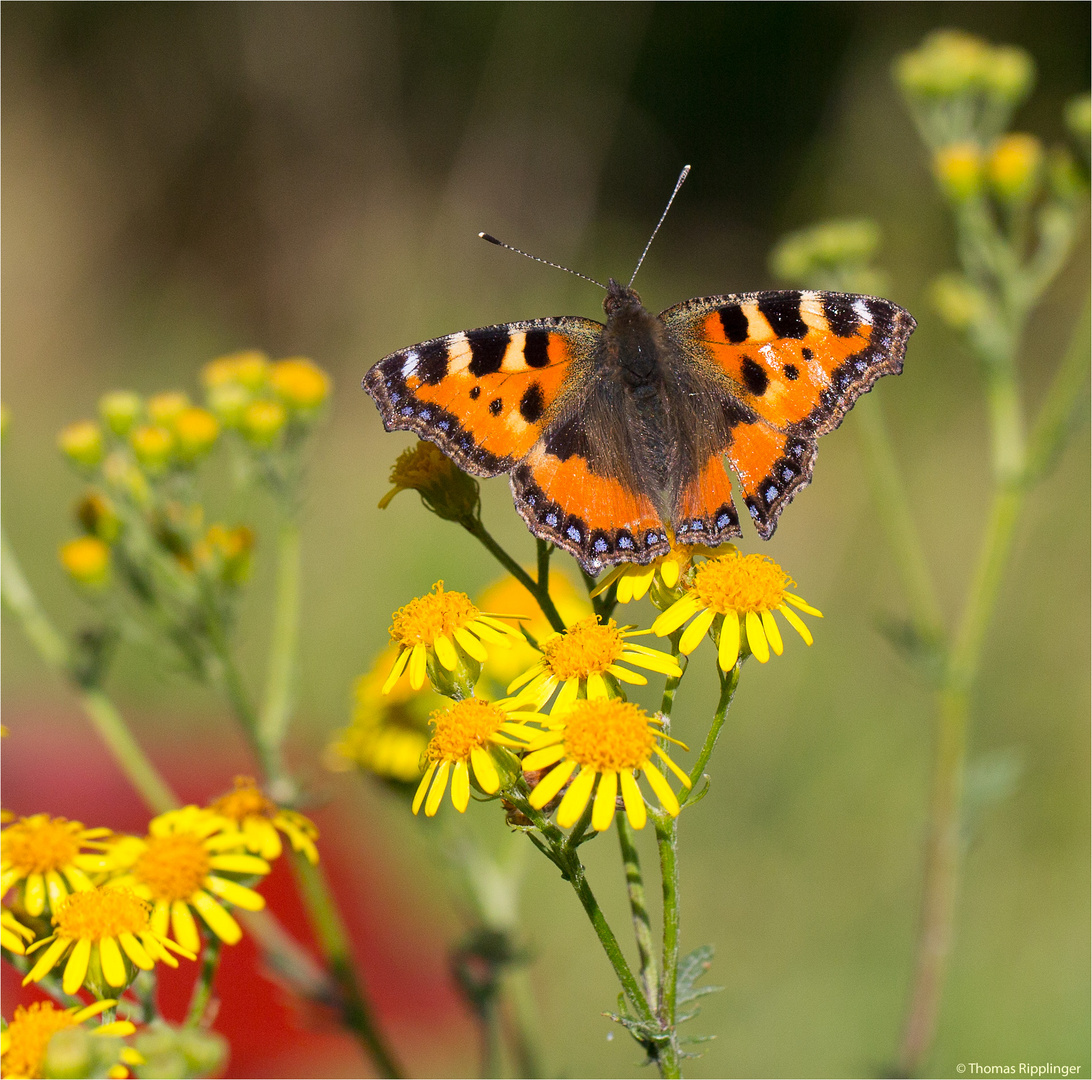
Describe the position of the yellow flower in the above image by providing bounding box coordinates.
[193,524,254,585]
[209,777,319,864]
[384,581,524,696]
[327,647,440,783]
[378,440,480,523]
[22,886,194,996]
[413,697,538,817]
[98,391,143,437]
[1,815,114,917]
[1,908,35,954]
[652,548,821,669]
[987,132,1043,203]
[202,350,269,391]
[146,392,190,426]
[934,142,983,202]
[58,537,111,588]
[0,1000,136,1080]
[172,406,220,461]
[270,357,330,412]
[522,699,690,832]
[128,424,175,474]
[58,421,105,469]
[508,615,682,709]
[107,806,270,950]
[241,400,287,447]
[591,539,713,605]
[476,571,593,690]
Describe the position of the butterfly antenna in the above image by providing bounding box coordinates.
[478,233,606,291]
[628,164,691,289]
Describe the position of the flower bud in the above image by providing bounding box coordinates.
[981,46,1035,106]
[129,423,175,474]
[59,536,110,587]
[172,406,220,462]
[930,272,989,331]
[1046,147,1086,202]
[987,133,1043,204]
[103,450,151,505]
[934,142,983,201]
[769,219,884,291]
[202,350,269,390]
[195,523,255,585]
[58,421,105,469]
[147,390,191,426]
[270,357,331,414]
[241,400,287,447]
[75,490,121,543]
[206,382,251,427]
[378,440,480,523]
[895,30,991,99]
[98,390,143,436]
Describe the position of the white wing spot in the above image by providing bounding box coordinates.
[853,299,873,325]
[401,350,419,378]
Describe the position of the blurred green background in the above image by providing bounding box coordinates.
[3,3,1088,1077]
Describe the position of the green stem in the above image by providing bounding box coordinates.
[0,529,179,814]
[654,814,681,1080]
[290,854,405,1078]
[501,968,543,1079]
[259,516,300,762]
[463,516,566,632]
[479,998,503,1080]
[617,814,659,1004]
[681,663,741,806]
[185,938,223,1027]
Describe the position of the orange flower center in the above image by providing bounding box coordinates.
[212,777,276,822]
[390,582,478,647]
[54,887,150,941]
[559,699,655,772]
[426,699,507,763]
[2,1002,78,1079]
[134,835,210,903]
[2,817,83,876]
[693,549,791,614]
[543,617,624,680]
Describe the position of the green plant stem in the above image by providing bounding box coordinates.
[259,516,300,761]
[681,663,741,806]
[501,968,543,1079]
[0,529,179,815]
[654,813,681,1079]
[185,938,223,1027]
[463,516,566,632]
[617,814,658,1004]
[290,853,405,1079]
[479,998,503,1080]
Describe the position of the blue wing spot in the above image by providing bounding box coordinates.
[566,525,582,543]
[764,485,779,503]
[545,513,558,527]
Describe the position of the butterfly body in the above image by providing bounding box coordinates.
[365,282,915,574]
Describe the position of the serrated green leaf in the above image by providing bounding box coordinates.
[677,944,722,1005]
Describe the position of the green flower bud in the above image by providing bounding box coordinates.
[241,399,287,447]
[895,30,991,99]
[129,423,175,474]
[930,272,988,331]
[58,420,105,469]
[172,406,220,462]
[981,45,1035,106]
[934,142,984,202]
[205,382,251,427]
[986,133,1043,204]
[98,390,143,436]
[146,390,191,426]
[769,219,883,290]
[103,450,151,505]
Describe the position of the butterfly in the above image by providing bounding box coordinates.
[364,180,915,575]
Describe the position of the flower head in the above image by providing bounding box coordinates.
[270,358,330,413]
[1,814,114,917]
[508,616,681,709]
[146,392,191,426]
[202,350,270,391]
[652,548,821,669]
[58,421,104,469]
[98,391,143,437]
[413,697,537,817]
[22,886,194,995]
[209,777,319,864]
[58,537,111,588]
[107,806,270,951]
[591,537,716,606]
[378,440,480,522]
[522,699,690,832]
[0,1000,136,1080]
[172,406,220,461]
[1,907,35,954]
[384,582,524,696]
[129,424,175,474]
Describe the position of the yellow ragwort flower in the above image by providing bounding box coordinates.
[523,698,690,832]
[210,777,319,865]
[146,392,191,426]
[1,907,35,954]
[241,400,287,447]
[384,581,524,694]
[412,697,538,817]
[128,424,175,474]
[201,350,270,391]
[507,615,682,709]
[107,806,270,951]
[98,391,143,437]
[1,815,114,917]
[378,440,480,522]
[172,406,220,461]
[591,536,718,605]
[22,886,193,996]
[652,548,821,669]
[270,357,330,412]
[1,1000,136,1080]
[58,421,105,469]
[58,537,111,588]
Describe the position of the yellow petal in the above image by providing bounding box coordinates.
[654,745,692,788]
[521,744,567,772]
[642,763,680,816]
[607,664,647,686]
[529,759,576,808]
[118,932,154,971]
[24,872,46,916]
[44,870,69,910]
[171,900,201,954]
[63,937,92,994]
[208,853,271,875]
[23,936,69,985]
[718,613,741,670]
[191,889,242,945]
[206,874,266,912]
[96,1021,137,1038]
[150,901,171,938]
[621,647,682,676]
[679,606,715,655]
[761,609,784,655]
[469,747,500,794]
[586,671,610,699]
[554,678,580,711]
[745,610,770,663]
[652,593,702,637]
[620,770,647,830]
[72,1000,116,1022]
[62,865,95,892]
[381,647,411,694]
[424,760,450,816]
[451,761,471,812]
[408,643,427,690]
[591,771,618,832]
[784,592,823,617]
[454,625,489,662]
[556,765,597,828]
[466,619,512,646]
[659,559,681,589]
[413,762,438,815]
[778,603,814,646]
[434,633,459,671]
[99,936,128,987]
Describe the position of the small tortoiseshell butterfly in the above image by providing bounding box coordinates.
[364,171,915,574]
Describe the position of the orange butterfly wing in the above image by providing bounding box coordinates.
[661,290,916,538]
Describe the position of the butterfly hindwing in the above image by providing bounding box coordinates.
[364,317,602,477]
[662,290,916,537]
